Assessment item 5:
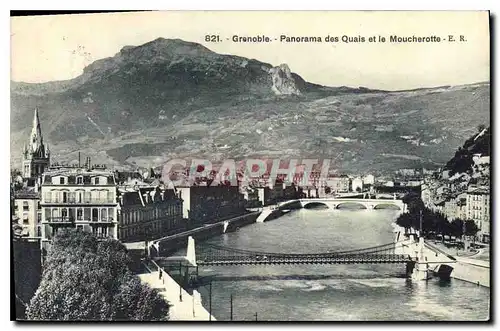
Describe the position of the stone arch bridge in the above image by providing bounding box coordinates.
[281,198,407,212]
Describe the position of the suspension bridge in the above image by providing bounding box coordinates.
[195,242,411,265]
[154,236,413,267]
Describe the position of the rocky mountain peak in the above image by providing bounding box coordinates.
[269,63,301,96]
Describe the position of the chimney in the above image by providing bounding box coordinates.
[78,152,81,167]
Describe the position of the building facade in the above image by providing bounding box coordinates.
[362,174,375,186]
[326,175,350,193]
[175,184,247,226]
[466,186,490,243]
[117,185,184,242]
[351,177,363,192]
[13,188,42,238]
[40,165,119,248]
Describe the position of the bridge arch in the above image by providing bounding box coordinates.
[335,202,367,210]
[303,202,329,209]
[373,203,401,210]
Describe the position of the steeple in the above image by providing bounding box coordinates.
[22,107,50,182]
[30,107,44,154]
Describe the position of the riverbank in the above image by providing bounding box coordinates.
[392,224,490,288]
[451,258,490,288]
[157,212,260,255]
[124,212,260,257]
[139,261,216,321]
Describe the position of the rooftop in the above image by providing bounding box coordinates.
[13,187,40,199]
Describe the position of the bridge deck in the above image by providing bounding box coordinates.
[197,255,411,265]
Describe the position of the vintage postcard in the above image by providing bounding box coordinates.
[11,11,490,322]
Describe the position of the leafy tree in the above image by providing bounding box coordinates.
[395,213,412,234]
[464,219,480,238]
[450,219,464,238]
[402,192,424,214]
[26,229,170,321]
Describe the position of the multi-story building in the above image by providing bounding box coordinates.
[351,177,363,192]
[456,193,468,220]
[362,174,375,186]
[326,175,350,193]
[13,188,42,238]
[175,184,246,226]
[117,185,184,242]
[443,197,458,221]
[40,163,119,249]
[466,186,490,243]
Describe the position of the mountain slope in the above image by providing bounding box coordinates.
[11,38,490,173]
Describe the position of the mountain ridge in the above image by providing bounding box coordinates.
[10,38,490,173]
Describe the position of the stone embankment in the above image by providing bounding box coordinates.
[393,225,490,287]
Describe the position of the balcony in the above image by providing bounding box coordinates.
[43,217,116,224]
[43,198,116,205]
[43,217,75,224]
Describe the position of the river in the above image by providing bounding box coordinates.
[191,208,490,321]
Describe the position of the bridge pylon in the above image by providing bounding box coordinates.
[186,236,197,267]
[411,237,431,281]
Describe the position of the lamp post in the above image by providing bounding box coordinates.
[254,312,258,321]
[179,261,183,302]
[209,280,213,321]
[230,293,233,321]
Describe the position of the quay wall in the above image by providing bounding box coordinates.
[394,230,490,288]
[157,212,259,256]
[450,260,490,288]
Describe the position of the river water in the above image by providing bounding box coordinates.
[193,209,490,321]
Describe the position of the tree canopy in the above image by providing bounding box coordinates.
[396,194,480,241]
[26,229,170,321]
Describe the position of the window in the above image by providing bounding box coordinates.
[77,191,83,203]
[99,190,107,202]
[62,192,68,203]
[77,176,83,185]
[37,227,41,237]
[23,201,29,211]
[59,177,65,185]
[84,208,91,221]
[94,177,100,185]
[92,208,99,222]
[77,208,83,220]
[101,208,107,221]
[61,208,68,220]
[85,192,91,203]
[37,213,41,224]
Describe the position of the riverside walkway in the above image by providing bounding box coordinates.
[139,261,216,321]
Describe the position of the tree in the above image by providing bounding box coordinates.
[464,219,480,238]
[396,213,412,234]
[450,219,464,239]
[26,229,170,321]
[402,192,424,214]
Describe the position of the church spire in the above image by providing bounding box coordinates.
[30,107,44,153]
